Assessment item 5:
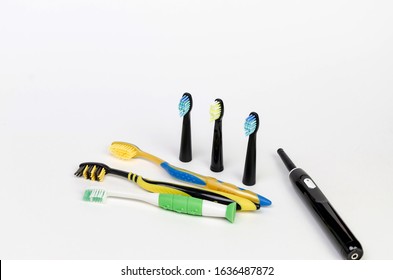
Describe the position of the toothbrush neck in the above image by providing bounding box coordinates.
[140,150,164,165]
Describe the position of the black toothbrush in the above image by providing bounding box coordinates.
[277,148,363,260]
[74,162,258,211]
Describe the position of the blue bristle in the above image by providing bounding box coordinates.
[244,114,257,136]
[178,95,191,117]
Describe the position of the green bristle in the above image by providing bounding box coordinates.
[83,189,106,203]
[83,189,93,201]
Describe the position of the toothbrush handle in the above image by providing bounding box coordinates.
[115,191,236,222]
[160,162,206,185]
[128,171,258,211]
[289,168,363,259]
[205,177,260,204]
[158,194,236,223]
[160,162,270,206]
[158,194,203,215]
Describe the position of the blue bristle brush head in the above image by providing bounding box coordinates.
[178,93,193,117]
[178,92,193,162]
[244,112,259,136]
[242,112,259,186]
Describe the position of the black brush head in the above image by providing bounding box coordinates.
[74,162,110,181]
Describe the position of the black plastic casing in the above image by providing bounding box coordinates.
[210,99,224,172]
[179,93,193,162]
[289,168,363,260]
[242,112,259,186]
[242,133,257,185]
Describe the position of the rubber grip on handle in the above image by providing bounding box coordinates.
[160,162,206,185]
[158,194,203,216]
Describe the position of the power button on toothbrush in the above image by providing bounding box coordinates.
[304,178,317,189]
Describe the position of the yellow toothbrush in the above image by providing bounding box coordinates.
[109,141,271,207]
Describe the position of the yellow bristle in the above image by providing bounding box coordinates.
[90,165,97,181]
[210,101,222,121]
[110,142,138,160]
[82,165,89,179]
[97,168,106,182]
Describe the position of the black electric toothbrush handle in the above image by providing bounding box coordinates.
[179,113,192,162]
[210,119,224,172]
[277,149,363,260]
[242,133,257,185]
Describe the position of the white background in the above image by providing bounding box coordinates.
[1,0,392,260]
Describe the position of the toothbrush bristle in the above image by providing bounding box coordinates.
[83,189,107,203]
[81,165,89,179]
[74,164,107,181]
[97,166,106,181]
[210,100,223,121]
[244,113,259,136]
[90,165,97,181]
[110,142,138,160]
[83,189,93,201]
[178,94,191,117]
